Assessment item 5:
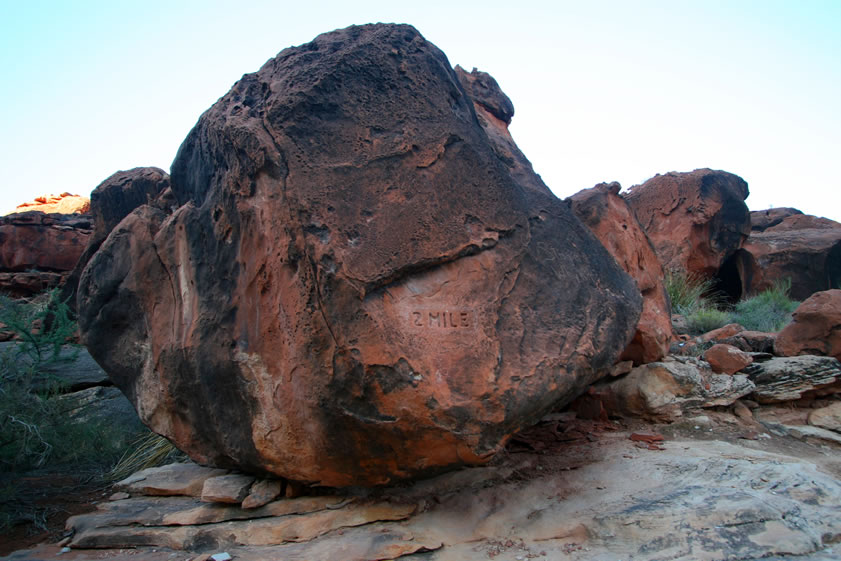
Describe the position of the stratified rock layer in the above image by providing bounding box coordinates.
[624,169,750,277]
[78,24,641,486]
[0,212,92,296]
[569,182,673,364]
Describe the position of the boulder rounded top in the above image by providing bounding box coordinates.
[624,168,750,277]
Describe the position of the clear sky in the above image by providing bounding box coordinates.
[1,0,840,221]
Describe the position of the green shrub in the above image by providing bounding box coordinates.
[664,269,718,316]
[0,291,143,471]
[686,307,732,334]
[109,432,184,482]
[731,280,799,332]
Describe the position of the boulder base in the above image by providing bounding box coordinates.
[78,24,641,486]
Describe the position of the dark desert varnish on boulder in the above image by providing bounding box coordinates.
[78,23,641,486]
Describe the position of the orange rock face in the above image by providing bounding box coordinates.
[775,290,841,361]
[78,24,642,487]
[624,169,751,277]
[569,182,673,364]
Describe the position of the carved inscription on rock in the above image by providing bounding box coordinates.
[410,309,476,331]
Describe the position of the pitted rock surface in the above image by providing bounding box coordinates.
[78,24,641,486]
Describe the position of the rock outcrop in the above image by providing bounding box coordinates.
[0,212,92,297]
[12,192,90,215]
[60,167,171,311]
[775,290,841,361]
[569,182,672,364]
[743,212,841,300]
[623,169,751,282]
[750,207,802,232]
[78,24,642,486]
[597,357,754,421]
[743,355,841,403]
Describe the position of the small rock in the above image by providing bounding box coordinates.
[689,415,711,426]
[116,462,229,497]
[109,492,130,501]
[241,478,284,509]
[610,360,634,377]
[703,344,753,374]
[807,401,841,433]
[775,290,841,360]
[698,323,745,344]
[201,474,255,504]
[733,400,754,422]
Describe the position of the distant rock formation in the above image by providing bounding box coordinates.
[12,192,90,215]
[77,23,642,486]
[743,211,841,300]
[0,211,91,297]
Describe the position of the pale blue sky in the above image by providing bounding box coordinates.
[1,0,839,221]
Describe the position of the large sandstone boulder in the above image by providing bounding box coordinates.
[624,169,751,280]
[569,182,673,364]
[0,211,92,297]
[59,167,172,311]
[78,24,642,487]
[743,212,841,300]
[775,290,841,361]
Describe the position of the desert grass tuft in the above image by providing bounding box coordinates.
[108,432,185,482]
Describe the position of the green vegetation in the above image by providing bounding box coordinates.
[667,270,799,336]
[108,432,183,482]
[731,279,799,332]
[687,307,732,334]
[664,269,718,316]
[0,290,175,533]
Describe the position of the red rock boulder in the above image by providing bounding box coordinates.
[78,24,642,487]
[624,169,751,278]
[743,212,841,300]
[569,182,673,364]
[775,290,841,361]
[703,343,753,374]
